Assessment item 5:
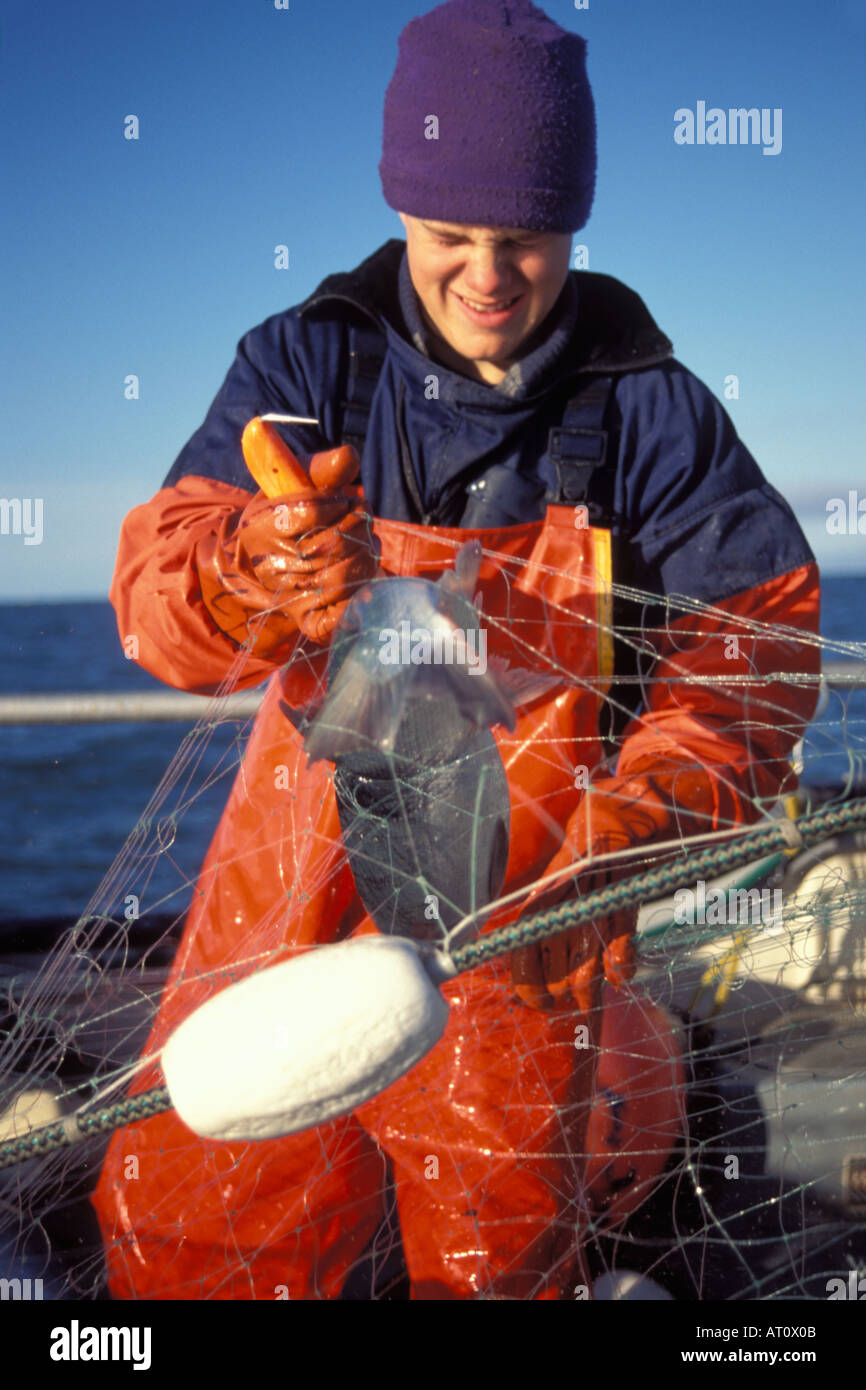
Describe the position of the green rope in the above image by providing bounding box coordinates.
[0,1088,171,1172]
[454,796,866,970]
[451,805,852,970]
[3,795,866,1173]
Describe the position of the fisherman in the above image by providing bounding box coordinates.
[93,0,820,1299]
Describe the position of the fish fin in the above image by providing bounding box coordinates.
[486,654,561,708]
[403,661,517,733]
[439,540,483,599]
[304,656,412,763]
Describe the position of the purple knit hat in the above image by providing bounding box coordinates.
[379,0,596,234]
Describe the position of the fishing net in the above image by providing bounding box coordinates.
[1,543,865,1302]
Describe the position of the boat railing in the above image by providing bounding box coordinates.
[0,662,864,725]
[0,690,264,724]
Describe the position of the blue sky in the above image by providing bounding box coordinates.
[1,0,864,600]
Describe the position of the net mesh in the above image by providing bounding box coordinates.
[1,549,865,1302]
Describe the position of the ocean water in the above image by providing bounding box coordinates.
[0,576,864,922]
[0,603,246,921]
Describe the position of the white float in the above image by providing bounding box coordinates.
[161,935,453,1141]
[0,1088,67,1143]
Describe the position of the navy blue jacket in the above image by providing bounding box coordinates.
[165,238,814,612]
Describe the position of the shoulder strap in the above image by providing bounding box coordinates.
[546,374,616,507]
[339,319,388,454]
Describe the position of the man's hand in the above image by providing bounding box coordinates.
[237,484,379,644]
[510,859,636,1013]
[197,444,380,655]
[510,774,686,1010]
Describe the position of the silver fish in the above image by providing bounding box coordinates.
[304,542,556,940]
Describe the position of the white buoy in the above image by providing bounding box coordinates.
[0,1088,67,1143]
[593,1270,674,1301]
[161,936,453,1141]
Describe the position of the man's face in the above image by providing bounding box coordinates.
[399,213,572,385]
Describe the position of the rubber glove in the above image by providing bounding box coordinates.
[197,445,379,654]
[510,770,706,1010]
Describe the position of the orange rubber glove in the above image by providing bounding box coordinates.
[197,445,379,655]
[510,770,705,1010]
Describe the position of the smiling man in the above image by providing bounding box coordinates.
[398,216,573,384]
[94,0,819,1301]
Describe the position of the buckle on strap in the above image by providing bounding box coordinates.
[549,426,609,503]
[547,374,615,505]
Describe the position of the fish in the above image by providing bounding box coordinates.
[304,541,557,940]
